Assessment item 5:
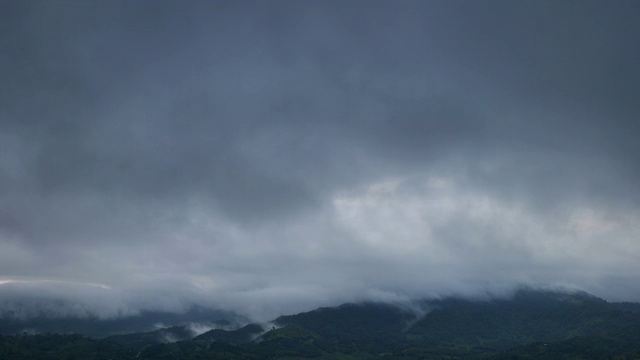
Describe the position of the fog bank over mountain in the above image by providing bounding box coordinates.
[1,1,639,321]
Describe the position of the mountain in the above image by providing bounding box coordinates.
[0,307,239,338]
[193,323,266,344]
[407,289,622,349]
[105,325,194,352]
[2,289,640,359]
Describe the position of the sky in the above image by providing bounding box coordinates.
[1,0,639,321]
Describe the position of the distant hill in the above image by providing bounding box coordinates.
[2,288,640,359]
[193,323,266,344]
[105,325,194,352]
[408,288,624,349]
[0,307,240,338]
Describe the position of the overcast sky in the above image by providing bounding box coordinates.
[1,0,639,321]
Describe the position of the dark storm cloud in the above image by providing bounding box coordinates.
[1,0,640,320]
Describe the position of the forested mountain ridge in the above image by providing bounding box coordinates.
[2,289,640,359]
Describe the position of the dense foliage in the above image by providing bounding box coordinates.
[2,289,640,359]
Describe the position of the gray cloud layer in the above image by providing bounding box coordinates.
[1,0,639,321]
